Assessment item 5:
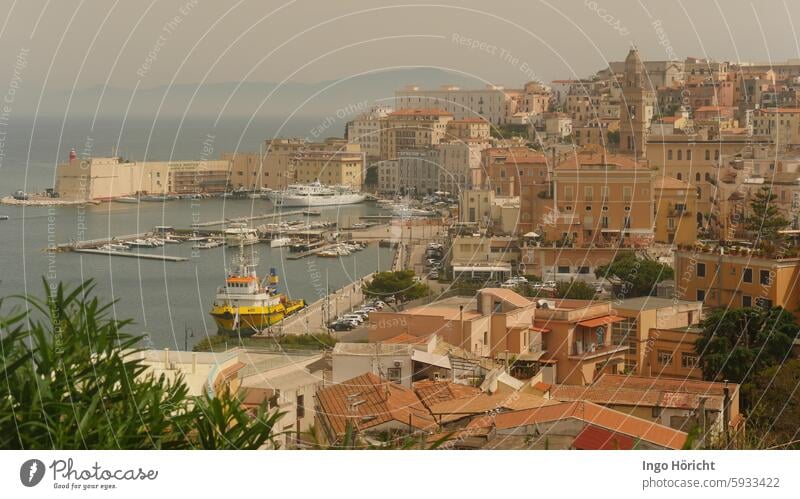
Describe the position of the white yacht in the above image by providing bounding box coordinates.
[268,181,366,207]
[224,222,259,246]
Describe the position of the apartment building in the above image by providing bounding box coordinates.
[653,175,698,245]
[674,247,800,318]
[379,108,453,161]
[436,140,488,195]
[752,108,800,147]
[646,129,769,218]
[397,149,440,195]
[445,118,491,141]
[345,104,393,161]
[546,149,655,247]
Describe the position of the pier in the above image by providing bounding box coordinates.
[193,210,309,227]
[72,248,189,262]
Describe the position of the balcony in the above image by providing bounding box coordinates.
[569,343,629,361]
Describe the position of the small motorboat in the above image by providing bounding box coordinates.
[270,237,291,248]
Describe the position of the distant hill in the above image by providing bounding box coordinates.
[20,68,495,118]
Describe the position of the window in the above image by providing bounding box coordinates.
[584,186,593,201]
[686,150,692,160]
[742,295,752,307]
[557,265,570,274]
[755,297,773,309]
[743,268,752,283]
[677,150,683,160]
[612,318,638,354]
[705,149,710,161]
[760,270,771,285]
[296,393,305,418]
[681,353,699,369]
[696,263,706,277]
[483,331,489,345]
[387,367,402,383]
[696,172,701,182]
[696,289,706,301]
[668,149,673,160]
[623,186,632,201]
[577,266,590,274]
[657,350,673,366]
[564,186,574,201]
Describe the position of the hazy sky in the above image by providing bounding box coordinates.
[1,0,799,91]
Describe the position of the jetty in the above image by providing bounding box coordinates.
[72,248,188,262]
[193,210,309,228]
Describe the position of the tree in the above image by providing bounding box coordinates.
[363,270,429,302]
[746,186,790,247]
[695,306,797,409]
[0,280,282,449]
[554,280,596,299]
[595,252,673,298]
[743,360,800,449]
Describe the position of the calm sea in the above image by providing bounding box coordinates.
[0,116,393,348]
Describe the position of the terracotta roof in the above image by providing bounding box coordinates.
[659,116,678,123]
[429,392,556,423]
[389,108,453,117]
[573,425,635,450]
[471,401,687,449]
[595,374,734,397]
[533,382,551,392]
[413,380,481,409]
[315,373,437,438]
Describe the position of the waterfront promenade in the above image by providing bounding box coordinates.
[259,274,372,336]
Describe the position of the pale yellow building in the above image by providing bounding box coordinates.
[653,175,697,245]
[379,108,453,161]
[55,156,230,200]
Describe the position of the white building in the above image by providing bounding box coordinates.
[395,84,519,124]
[346,104,393,160]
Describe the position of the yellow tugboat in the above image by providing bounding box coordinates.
[210,242,305,336]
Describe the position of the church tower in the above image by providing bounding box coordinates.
[619,47,655,158]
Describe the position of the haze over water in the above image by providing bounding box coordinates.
[0,116,392,349]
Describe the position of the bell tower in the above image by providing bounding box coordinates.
[619,46,654,158]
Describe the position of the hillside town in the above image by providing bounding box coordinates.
[14,46,800,451]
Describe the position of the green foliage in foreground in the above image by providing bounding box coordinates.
[696,307,796,398]
[363,270,429,302]
[0,280,281,449]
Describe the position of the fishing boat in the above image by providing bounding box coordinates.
[224,222,259,246]
[267,181,366,207]
[209,243,305,336]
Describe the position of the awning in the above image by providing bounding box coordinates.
[523,231,540,238]
[577,315,625,328]
[530,326,551,333]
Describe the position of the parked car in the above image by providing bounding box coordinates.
[341,314,364,324]
[429,271,440,280]
[330,321,354,331]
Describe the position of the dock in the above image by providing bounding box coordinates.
[193,210,310,227]
[72,248,188,262]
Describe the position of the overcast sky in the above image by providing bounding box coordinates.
[1,0,799,91]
